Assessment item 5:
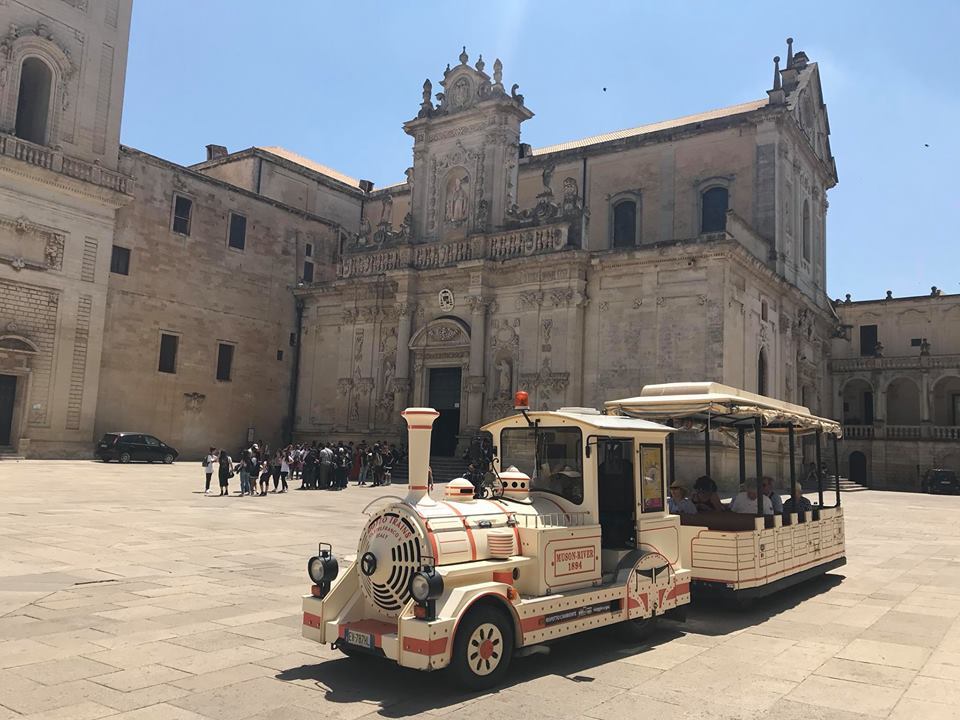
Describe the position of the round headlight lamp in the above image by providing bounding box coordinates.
[409,568,443,603]
[307,549,338,587]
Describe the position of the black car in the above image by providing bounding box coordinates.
[95,433,178,464]
[921,469,959,494]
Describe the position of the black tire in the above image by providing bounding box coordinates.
[449,605,513,691]
[162,453,174,464]
[119,452,131,464]
[618,616,659,644]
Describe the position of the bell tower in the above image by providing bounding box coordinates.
[403,48,533,243]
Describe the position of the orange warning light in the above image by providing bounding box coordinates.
[514,390,529,410]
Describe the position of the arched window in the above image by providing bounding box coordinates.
[700,187,728,233]
[801,199,811,262]
[757,348,768,396]
[612,199,637,248]
[15,57,53,145]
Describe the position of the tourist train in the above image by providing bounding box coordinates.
[301,382,846,689]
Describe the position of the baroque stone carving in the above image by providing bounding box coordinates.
[438,288,455,311]
[427,325,464,343]
[183,392,205,411]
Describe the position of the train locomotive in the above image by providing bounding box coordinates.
[302,394,690,689]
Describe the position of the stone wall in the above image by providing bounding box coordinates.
[94,149,340,459]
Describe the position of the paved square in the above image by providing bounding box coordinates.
[2,461,960,719]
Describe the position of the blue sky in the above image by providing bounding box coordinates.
[121,1,958,301]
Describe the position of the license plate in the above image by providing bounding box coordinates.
[344,629,374,649]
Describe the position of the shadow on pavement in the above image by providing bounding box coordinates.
[275,572,845,716]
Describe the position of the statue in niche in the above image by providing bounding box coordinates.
[452,77,471,109]
[445,175,469,224]
[382,358,395,395]
[358,217,371,245]
[496,358,512,398]
[379,195,393,226]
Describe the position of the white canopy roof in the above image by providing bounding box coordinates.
[604,382,842,438]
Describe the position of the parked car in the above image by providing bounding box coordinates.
[95,433,178,464]
[921,468,959,494]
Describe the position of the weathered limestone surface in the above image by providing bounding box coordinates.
[1,461,960,719]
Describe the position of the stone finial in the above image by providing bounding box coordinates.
[844,293,851,303]
[493,58,503,86]
[885,290,893,300]
[786,37,794,68]
[475,54,485,73]
[459,46,468,65]
[772,56,781,91]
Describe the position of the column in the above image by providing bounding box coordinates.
[393,301,413,414]
[466,295,488,429]
[920,370,931,424]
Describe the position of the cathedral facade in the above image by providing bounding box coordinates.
[294,44,839,459]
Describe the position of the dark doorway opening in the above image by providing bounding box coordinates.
[863,391,874,425]
[849,451,867,486]
[597,438,636,549]
[0,375,17,446]
[428,367,461,456]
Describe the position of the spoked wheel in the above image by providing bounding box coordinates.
[450,606,513,690]
[162,453,174,464]
[119,452,131,464]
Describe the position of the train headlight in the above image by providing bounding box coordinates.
[409,567,443,603]
[307,545,338,588]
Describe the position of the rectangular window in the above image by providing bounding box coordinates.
[158,333,179,374]
[305,242,313,258]
[276,349,284,361]
[228,213,247,250]
[110,245,130,275]
[216,343,234,381]
[640,444,664,513]
[910,338,922,347]
[302,260,314,283]
[859,325,878,357]
[172,195,193,235]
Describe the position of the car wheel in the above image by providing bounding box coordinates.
[449,605,513,691]
[119,452,131,464]
[162,453,174,464]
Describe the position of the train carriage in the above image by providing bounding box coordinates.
[604,382,846,603]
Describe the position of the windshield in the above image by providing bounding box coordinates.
[500,426,583,504]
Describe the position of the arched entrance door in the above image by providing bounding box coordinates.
[849,451,867,486]
[409,317,471,457]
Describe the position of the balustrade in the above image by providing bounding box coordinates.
[0,131,132,195]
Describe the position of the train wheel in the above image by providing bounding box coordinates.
[450,606,513,690]
[618,616,658,644]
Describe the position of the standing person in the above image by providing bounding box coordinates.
[258,455,271,496]
[319,443,334,490]
[332,443,347,490]
[271,450,282,493]
[427,465,434,494]
[370,443,384,487]
[237,449,251,496]
[279,447,291,493]
[203,446,217,495]
[349,442,360,484]
[217,449,232,497]
[357,441,369,485]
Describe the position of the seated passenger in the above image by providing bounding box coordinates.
[761,476,784,513]
[730,479,773,515]
[691,475,725,512]
[783,487,813,514]
[667,483,697,515]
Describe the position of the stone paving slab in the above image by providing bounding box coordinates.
[2,460,960,719]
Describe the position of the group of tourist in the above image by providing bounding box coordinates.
[202,441,407,497]
[667,474,814,516]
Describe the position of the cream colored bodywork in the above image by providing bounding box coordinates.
[302,409,691,672]
[679,507,845,591]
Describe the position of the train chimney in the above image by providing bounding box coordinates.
[401,407,440,505]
